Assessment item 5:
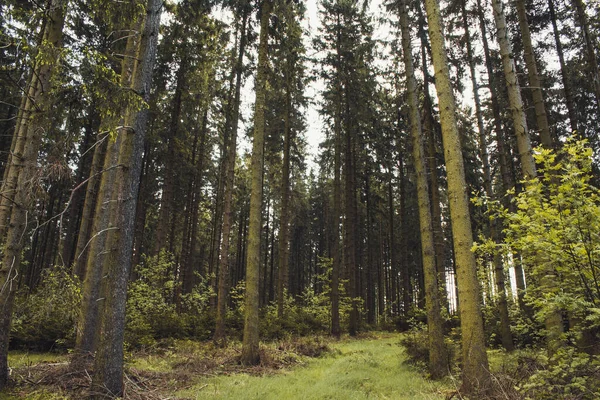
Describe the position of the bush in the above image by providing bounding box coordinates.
[519,348,600,399]
[399,321,457,374]
[126,251,214,348]
[11,268,81,350]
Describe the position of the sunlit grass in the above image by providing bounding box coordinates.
[177,334,448,400]
[7,352,68,369]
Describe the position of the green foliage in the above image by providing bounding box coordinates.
[11,269,81,350]
[126,251,214,348]
[399,322,457,376]
[255,260,354,340]
[503,139,600,328]
[519,347,600,399]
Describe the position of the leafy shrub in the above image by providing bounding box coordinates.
[126,251,214,348]
[258,260,354,340]
[519,348,600,399]
[11,268,81,350]
[399,321,456,374]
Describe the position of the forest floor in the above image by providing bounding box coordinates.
[2,333,451,399]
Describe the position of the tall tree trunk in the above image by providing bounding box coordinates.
[61,112,99,269]
[72,132,108,279]
[277,60,292,319]
[548,0,577,134]
[330,10,343,337]
[462,0,513,352]
[418,10,447,309]
[387,175,397,317]
[490,0,536,180]
[514,0,553,148]
[423,0,490,392]
[214,9,248,344]
[573,0,600,115]
[399,0,447,377]
[345,96,359,337]
[0,0,66,388]
[241,0,272,366]
[90,0,161,396]
[154,56,187,255]
[73,19,144,367]
[477,0,527,311]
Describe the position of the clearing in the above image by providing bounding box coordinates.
[3,333,449,399]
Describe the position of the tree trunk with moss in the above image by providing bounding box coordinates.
[241,0,272,366]
[573,0,600,114]
[277,54,292,320]
[422,0,490,392]
[399,0,447,378]
[514,0,552,148]
[490,0,536,180]
[72,17,144,369]
[215,10,248,344]
[0,0,66,388]
[462,0,514,352]
[90,0,161,396]
[548,0,577,133]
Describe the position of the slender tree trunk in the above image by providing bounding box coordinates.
[90,1,160,396]
[573,0,600,115]
[345,99,359,337]
[462,0,513,352]
[72,132,108,279]
[423,0,490,392]
[73,22,142,367]
[548,0,577,134]
[61,112,99,268]
[330,11,343,337]
[330,97,342,338]
[154,56,187,255]
[277,62,292,319]
[0,0,66,388]
[214,10,248,344]
[514,0,553,148]
[418,12,448,310]
[241,0,272,366]
[399,0,447,377]
[387,175,397,317]
[490,0,536,180]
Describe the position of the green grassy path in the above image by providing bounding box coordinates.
[178,334,447,400]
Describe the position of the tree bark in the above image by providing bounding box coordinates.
[0,0,66,388]
[463,0,513,352]
[423,0,490,392]
[490,0,536,180]
[214,9,248,344]
[90,0,161,396]
[241,0,272,366]
[399,0,447,377]
[548,0,577,134]
[277,52,293,319]
[514,0,553,148]
[573,0,600,115]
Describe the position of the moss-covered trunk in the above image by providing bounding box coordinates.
[90,0,161,396]
[241,0,272,366]
[399,0,447,378]
[0,0,66,388]
[422,0,490,392]
[515,0,552,148]
[490,0,536,180]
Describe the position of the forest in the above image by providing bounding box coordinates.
[0,0,599,398]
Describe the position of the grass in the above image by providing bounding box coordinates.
[177,334,448,400]
[3,333,449,399]
[7,352,68,369]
